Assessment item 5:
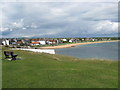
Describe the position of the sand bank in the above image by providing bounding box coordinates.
[40,40,119,49]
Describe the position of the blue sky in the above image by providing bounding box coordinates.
[0,0,119,38]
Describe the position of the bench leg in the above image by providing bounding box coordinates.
[11,57,17,60]
[5,56,10,59]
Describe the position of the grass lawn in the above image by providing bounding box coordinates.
[2,48,118,88]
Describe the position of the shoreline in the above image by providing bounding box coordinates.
[40,40,119,49]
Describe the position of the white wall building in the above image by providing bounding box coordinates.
[2,40,10,45]
[69,40,73,43]
[38,41,46,45]
[62,39,67,41]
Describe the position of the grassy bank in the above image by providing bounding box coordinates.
[2,48,118,88]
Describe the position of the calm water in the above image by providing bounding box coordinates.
[55,42,119,60]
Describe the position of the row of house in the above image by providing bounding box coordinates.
[0,38,112,46]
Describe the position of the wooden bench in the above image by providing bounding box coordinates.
[4,51,18,60]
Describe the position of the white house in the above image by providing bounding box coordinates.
[38,41,46,45]
[62,39,67,41]
[31,42,40,46]
[69,39,73,43]
[92,39,95,41]
[82,39,84,41]
[6,40,10,45]
[2,39,10,45]
[31,39,46,45]
[46,40,58,45]
[46,41,52,44]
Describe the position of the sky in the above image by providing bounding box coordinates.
[0,0,119,38]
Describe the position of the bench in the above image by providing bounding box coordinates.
[4,51,18,60]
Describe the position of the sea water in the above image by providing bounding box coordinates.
[55,42,119,60]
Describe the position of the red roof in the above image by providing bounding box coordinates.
[17,41,23,44]
[31,42,40,44]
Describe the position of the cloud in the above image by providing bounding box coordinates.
[92,20,118,35]
[0,2,118,38]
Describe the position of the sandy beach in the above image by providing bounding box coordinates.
[40,40,119,49]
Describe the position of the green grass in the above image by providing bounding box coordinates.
[2,48,118,88]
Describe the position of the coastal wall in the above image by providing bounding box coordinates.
[13,48,55,54]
